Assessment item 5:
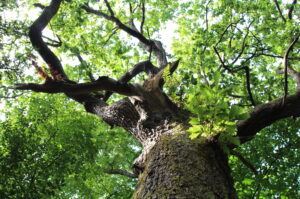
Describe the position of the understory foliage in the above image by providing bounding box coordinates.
[0,94,139,198]
[1,0,300,198]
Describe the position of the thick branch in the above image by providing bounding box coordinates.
[15,76,137,96]
[33,3,46,9]
[288,0,297,20]
[28,1,140,132]
[237,92,300,143]
[29,0,68,79]
[103,60,159,101]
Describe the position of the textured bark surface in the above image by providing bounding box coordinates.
[18,1,300,198]
[133,132,237,199]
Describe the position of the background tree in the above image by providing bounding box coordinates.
[0,0,299,198]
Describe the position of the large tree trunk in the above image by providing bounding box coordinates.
[133,131,237,199]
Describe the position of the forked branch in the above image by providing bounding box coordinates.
[103,60,159,101]
[83,1,167,68]
[82,5,152,47]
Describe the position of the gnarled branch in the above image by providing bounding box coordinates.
[237,92,300,143]
[29,0,68,80]
[103,60,159,101]
[15,76,137,97]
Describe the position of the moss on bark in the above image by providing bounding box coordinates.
[132,131,237,199]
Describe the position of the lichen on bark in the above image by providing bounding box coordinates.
[133,131,237,199]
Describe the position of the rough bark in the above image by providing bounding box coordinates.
[133,131,237,199]
[16,0,300,198]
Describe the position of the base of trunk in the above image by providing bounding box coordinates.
[132,133,237,199]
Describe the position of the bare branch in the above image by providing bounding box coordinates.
[283,36,300,100]
[33,3,46,9]
[29,0,68,80]
[273,0,287,22]
[213,47,256,106]
[104,0,115,17]
[215,20,241,46]
[237,92,300,143]
[0,94,23,99]
[228,94,244,98]
[104,27,119,44]
[104,169,138,178]
[277,67,300,90]
[83,3,167,68]
[231,20,254,65]
[76,54,97,82]
[140,0,146,34]
[288,0,297,20]
[213,20,256,106]
[230,150,258,175]
[103,60,159,101]
[15,76,138,97]
[83,5,152,47]
[244,66,256,106]
[247,52,300,60]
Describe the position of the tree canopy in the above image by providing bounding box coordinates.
[0,0,299,198]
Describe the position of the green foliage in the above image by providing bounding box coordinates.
[1,0,300,198]
[186,75,248,149]
[0,94,140,198]
[230,118,300,198]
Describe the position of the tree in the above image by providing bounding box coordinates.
[1,0,299,198]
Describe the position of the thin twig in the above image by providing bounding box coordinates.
[104,27,119,44]
[140,0,146,34]
[213,20,256,106]
[283,36,300,102]
[273,0,286,22]
[230,150,258,175]
[231,20,254,65]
